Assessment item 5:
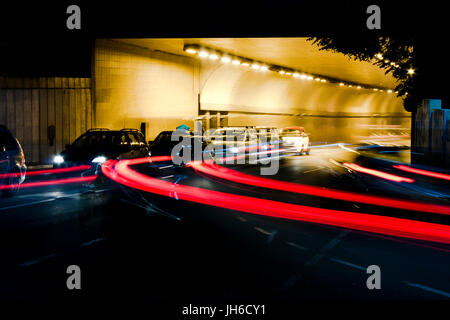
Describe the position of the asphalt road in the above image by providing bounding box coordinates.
[0,145,449,313]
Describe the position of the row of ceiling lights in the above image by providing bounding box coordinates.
[184,44,402,94]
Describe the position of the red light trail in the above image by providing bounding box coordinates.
[393,164,450,181]
[0,175,97,190]
[101,157,450,244]
[0,165,91,179]
[188,160,450,216]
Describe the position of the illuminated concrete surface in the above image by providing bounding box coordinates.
[94,38,409,142]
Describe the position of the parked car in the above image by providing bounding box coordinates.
[279,126,310,155]
[0,125,26,196]
[53,128,149,167]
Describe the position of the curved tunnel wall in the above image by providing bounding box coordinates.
[200,62,410,143]
[94,39,410,143]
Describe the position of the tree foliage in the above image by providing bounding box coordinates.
[308,36,418,112]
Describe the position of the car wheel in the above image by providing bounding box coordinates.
[1,170,20,197]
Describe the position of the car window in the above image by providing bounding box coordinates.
[0,130,18,150]
[71,133,91,148]
[132,132,146,144]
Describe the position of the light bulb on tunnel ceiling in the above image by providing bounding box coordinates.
[395,91,398,94]
[251,63,260,70]
[221,56,231,63]
[300,74,307,79]
[384,60,389,63]
[260,66,268,71]
[286,72,292,75]
[320,79,326,83]
[376,53,383,60]
[279,70,285,74]
[348,85,353,88]
[407,68,415,75]
[293,72,300,78]
[307,76,313,80]
[186,48,197,54]
[357,86,361,89]
[209,53,219,60]
[339,83,344,86]
[373,88,378,91]
[315,78,320,81]
[387,89,392,93]
[241,62,250,67]
[232,59,240,65]
[198,51,209,58]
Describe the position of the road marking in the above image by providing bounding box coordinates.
[236,216,247,222]
[404,281,450,298]
[80,237,105,247]
[0,198,56,212]
[19,252,60,267]
[19,238,106,267]
[286,242,309,251]
[304,230,350,267]
[254,227,272,235]
[254,227,277,243]
[330,258,366,271]
[158,165,174,170]
[279,230,350,292]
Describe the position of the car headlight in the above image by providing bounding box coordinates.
[92,156,107,164]
[53,155,64,164]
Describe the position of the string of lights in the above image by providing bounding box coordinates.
[184,44,407,94]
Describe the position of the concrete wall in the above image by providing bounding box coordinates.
[199,61,409,144]
[94,39,409,144]
[0,77,93,164]
[94,39,200,141]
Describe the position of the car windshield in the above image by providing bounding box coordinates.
[281,129,304,137]
[71,132,130,149]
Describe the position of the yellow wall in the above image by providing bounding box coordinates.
[94,39,409,143]
[95,39,199,140]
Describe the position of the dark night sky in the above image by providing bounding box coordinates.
[0,0,448,103]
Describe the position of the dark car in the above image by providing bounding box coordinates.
[53,128,150,167]
[149,130,205,158]
[0,125,27,196]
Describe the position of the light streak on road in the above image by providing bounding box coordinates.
[393,165,450,181]
[101,157,450,244]
[188,160,450,216]
[0,175,97,190]
[0,165,91,179]
[342,162,415,183]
